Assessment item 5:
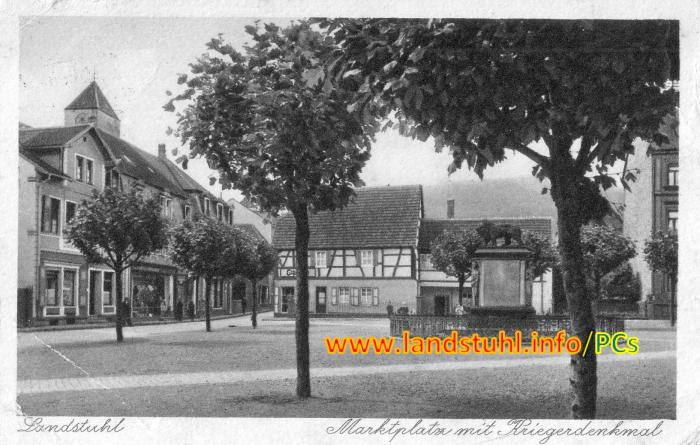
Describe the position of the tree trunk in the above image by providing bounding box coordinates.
[115,267,124,343]
[251,278,258,329]
[457,274,464,306]
[205,276,212,332]
[670,274,676,326]
[550,164,597,419]
[293,205,311,399]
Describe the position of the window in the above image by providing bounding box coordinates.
[338,287,350,305]
[204,198,210,215]
[103,272,114,306]
[668,165,679,187]
[75,155,93,184]
[216,203,223,221]
[228,209,234,225]
[281,287,294,312]
[41,196,61,234]
[447,199,455,219]
[62,270,76,306]
[360,250,374,267]
[184,205,191,220]
[105,167,120,189]
[420,254,434,270]
[45,270,59,306]
[315,251,327,268]
[668,210,678,232]
[360,288,373,306]
[350,288,360,306]
[65,201,76,228]
[160,196,172,219]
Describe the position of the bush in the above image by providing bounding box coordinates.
[601,263,641,302]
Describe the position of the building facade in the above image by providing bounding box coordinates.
[623,113,679,318]
[271,185,553,316]
[17,81,268,325]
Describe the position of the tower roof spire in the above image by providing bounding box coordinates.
[65,81,118,120]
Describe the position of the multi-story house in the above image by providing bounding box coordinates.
[17,81,266,325]
[271,185,554,316]
[623,110,679,319]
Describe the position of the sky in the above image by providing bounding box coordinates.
[19,16,544,201]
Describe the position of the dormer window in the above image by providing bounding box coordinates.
[75,155,93,184]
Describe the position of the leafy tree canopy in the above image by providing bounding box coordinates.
[320,18,678,223]
[166,21,378,216]
[68,188,168,269]
[521,230,559,279]
[644,230,678,278]
[169,217,241,278]
[581,224,636,290]
[430,229,482,279]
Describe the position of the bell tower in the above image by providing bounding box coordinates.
[64,81,120,136]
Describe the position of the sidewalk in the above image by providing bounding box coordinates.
[19,310,271,333]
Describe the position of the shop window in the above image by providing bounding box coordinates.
[62,270,76,306]
[45,270,60,306]
[41,196,61,234]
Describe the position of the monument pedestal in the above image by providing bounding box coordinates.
[473,247,533,310]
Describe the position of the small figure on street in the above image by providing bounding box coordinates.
[242,298,247,314]
[160,299,167,317]
[122,299,133,326]
[187,301,195,321]
[174,299,183,321]
[386,301,394,317]
[455,303,465,316]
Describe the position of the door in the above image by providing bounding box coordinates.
[434,295,447,316]
[316,287,327,314]
[89,271,100,316]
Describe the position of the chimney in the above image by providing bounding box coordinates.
[158,143,166,159]
[447,199,455,219]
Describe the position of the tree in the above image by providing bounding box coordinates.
[166,21,376,398]
[68,188,168,342]
[521,230,559,280]
[644,231,678,326]
[170,217,241,332]
[236,233,278,328]
[600,263,641,303]
[581,224,636,306]
[321,18,677,418]
[430,229,482,305]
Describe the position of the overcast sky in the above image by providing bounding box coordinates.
[20,16,543,201]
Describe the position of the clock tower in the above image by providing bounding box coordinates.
[64,81,121,136]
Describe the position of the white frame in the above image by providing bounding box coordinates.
[74,153,95,185]
[668,164,679,187]
[60,199,80,251]
[338,287,350,305]
[42,263,80,317]
[668,209,678,231]
[360,287,373,306]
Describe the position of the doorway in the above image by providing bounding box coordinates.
[316,287,327,314]
[89,270,100,316]
[434,295,448,316]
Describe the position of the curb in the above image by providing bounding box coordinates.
[18,310,272,333]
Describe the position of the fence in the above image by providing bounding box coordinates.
[389,314,624,338]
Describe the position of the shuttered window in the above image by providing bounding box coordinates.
[339,287,350,305]
[360,288,372,306]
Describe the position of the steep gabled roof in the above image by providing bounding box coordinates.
[418,218,553,253]
[19,125,91,148]
[94,129,183,195]
[65,81,119,119]
[272,185,423,249]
